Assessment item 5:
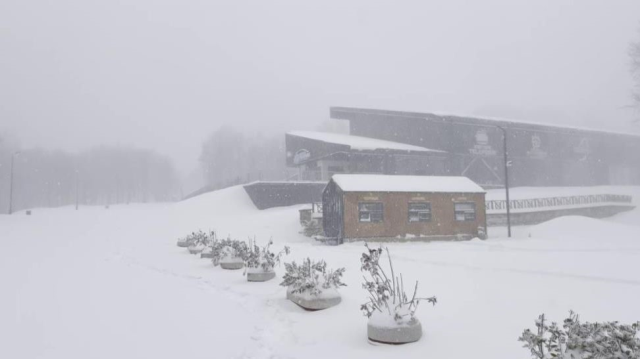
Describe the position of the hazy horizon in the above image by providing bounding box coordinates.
[2,0,640,177]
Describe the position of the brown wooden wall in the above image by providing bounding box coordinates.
[341,191,486,239]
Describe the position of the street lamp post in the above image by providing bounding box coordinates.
[8,151,20,215]
[75,169,79,210]
[496,126,512,237]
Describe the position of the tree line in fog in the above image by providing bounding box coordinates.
[198,126,290,191]
[196,121,346,193]
[1,120,341,212]
[0,134,179,214]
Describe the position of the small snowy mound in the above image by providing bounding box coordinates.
[607,207,640,227]
[176,185,257,216]
[528,215,637,241]
[168,185,261,240]
[169,184,308,244]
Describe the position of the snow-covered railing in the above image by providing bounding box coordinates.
[486,194,633,213]
[312,202,323,214]
[311,194,633,216]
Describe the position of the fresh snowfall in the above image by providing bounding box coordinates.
[2,185,640,359]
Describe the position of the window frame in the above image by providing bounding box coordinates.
[454,202,477,222]
[358,202,384,223]
[408,202,432,223]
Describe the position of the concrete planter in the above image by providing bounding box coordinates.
[188,244,204,255]
[246,270,276,282]
[177,239,189,247]
[220,257,244,270]
[289,291,341,311]
[200,251,214,259]
[367,317,422,344]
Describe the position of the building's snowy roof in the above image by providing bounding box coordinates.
[287,131,442,153]
[331,107,640,139]
[331,174,485,193]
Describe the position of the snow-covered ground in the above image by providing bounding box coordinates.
[2,185,640,359]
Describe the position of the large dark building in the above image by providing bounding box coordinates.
[285,107,640,187]
[285,130,446,181]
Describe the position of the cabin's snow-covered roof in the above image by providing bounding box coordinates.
[287,131,442,153]
[331,174,485,193]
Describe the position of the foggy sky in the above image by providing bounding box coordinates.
[2,0,640,175]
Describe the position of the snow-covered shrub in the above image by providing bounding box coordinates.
[279,258,346,296]
[211,238,248,266]
[200,231,218,256]
[178,230,212,249]
[210,239,224,265]
[360,244,436,325]
[519,311,640,359]
[198,230,216,246]
[244,239,290,273]
[184,230,215,254]
[301,218,323,237]
[177,231,202,247]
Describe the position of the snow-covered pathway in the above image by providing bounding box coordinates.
[0,205,258,359]
[2,186,640,359]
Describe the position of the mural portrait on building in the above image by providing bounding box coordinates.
[469,129,497,156]
[526,133,547,159]
[574,137,590,161]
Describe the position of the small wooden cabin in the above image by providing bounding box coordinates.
[322,174,487,242]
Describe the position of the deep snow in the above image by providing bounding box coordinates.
[331,174,485,193]
[2,185,640,359]
[286,131,440,152]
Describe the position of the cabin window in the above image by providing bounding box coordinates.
[454,202,476,221]
[408,202,431,222]
[358,202,383,223]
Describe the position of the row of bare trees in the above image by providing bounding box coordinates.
[0,135,179,214]
[199,127,290,191]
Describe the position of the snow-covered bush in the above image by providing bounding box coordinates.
[244,239,290,273]
[178,230,211,250]
[519,311,640,359]
[301,218,323,237]
[200,231,218,257]
[279,258,346,296]
[210,239,224,265]
[211,238,248,266]
[198,230,216,246]
[360,244,437,325]
[177,231,202,247]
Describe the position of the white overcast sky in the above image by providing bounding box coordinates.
[1,0,640,174]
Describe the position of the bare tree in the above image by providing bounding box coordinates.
[631,26,640,120]
[0,132,20,213]
[1,141,180,213]
[199,127,289,190]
